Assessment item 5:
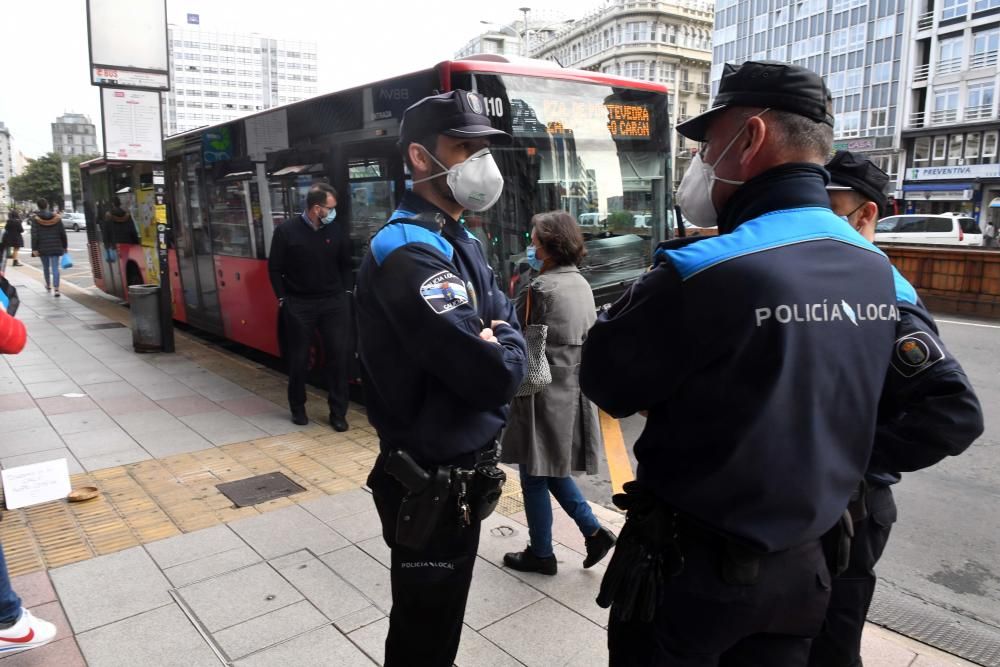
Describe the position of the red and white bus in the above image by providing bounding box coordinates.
[84,55,673,357]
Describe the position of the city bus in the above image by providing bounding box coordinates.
[87,55,673,358]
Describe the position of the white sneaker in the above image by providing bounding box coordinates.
[0,609,57,655]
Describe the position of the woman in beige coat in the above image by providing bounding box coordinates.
[501,211,616,576]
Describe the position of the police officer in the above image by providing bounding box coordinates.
[580,61,903,665]
[810,152,983,666]
[268,182,353,431]
[354,90,526,667]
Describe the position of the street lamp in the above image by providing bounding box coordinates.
[519,7,531,56]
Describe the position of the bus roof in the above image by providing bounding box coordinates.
[164,56,670,143]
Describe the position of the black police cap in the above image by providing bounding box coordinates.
[399,90,512,148]
[676,61,834,142]
[825,150,890,215]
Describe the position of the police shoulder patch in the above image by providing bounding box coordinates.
[420,270,469,315]
[890,331,944,378]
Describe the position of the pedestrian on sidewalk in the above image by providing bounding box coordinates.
[0,289,58,655]
[3,210,24,267]
[500,211,616,576]
[267,182,353,431]
[355,90,525,667]
[29,198,67,297]
[581,61,900,665]
[810,152,983,667]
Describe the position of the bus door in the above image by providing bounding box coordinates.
[168,152,223,334]
[340,142,407,273]
[83,166,126,299]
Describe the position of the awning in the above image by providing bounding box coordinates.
[901,183,973,191]
[990,197,1000,208]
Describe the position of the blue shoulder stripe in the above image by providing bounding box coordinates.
[371,222,454,266]
[891,266,917,305]
[664,207,886,280]
[388,209,417,223]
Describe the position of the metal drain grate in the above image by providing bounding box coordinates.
[85,322,127,330]
[216,472,306,508]
[869,584,1000,666]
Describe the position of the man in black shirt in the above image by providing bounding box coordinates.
[268,183,352,431]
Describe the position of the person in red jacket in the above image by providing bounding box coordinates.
[0,280,58,654]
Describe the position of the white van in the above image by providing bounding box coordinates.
[875,214,983,246]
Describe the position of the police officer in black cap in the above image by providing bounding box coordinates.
[354,90,526,667]
[581,61,905,665]
[809,152,983,667]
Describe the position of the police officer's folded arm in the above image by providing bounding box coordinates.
[375,250,526,410]
[580,265,683,418]
[869,309,984,474]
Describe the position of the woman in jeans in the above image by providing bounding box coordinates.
[29,198,67,297]
[501,211,615,575]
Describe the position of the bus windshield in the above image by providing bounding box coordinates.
[451,72,671,301]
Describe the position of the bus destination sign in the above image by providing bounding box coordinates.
[606,103,650,140]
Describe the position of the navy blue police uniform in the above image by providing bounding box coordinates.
[809,152,984,666]
[579,60,909,666]
[356,187,525,665]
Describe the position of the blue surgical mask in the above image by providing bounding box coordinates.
[526,245,543,271]
[323,208,337,224]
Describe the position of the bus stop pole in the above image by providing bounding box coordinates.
[154,167,175,353]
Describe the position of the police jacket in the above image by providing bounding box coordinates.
[355,192,526,465]
[581,163,902,553]
[868,284,983,486]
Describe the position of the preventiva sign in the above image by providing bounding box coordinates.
[907,164,1000,180]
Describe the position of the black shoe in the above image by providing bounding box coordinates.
[290,409,308,426]
[504,548,557,576]
[11,261,21,267]
[583,526,617,568]
[330,415,348,432]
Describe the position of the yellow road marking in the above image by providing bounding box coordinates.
[600,410,634,495]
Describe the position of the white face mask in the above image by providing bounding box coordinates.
[413,146,505,212]
[676,108,769,228]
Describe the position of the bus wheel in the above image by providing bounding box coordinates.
[126,263,143,287]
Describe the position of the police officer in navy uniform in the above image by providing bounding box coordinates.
[355,90,526,667]
[809,152,983,666]
[581,61,905,665]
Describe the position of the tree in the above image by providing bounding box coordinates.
[8,152,99,209]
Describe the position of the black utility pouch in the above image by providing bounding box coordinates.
[470,463,506,520]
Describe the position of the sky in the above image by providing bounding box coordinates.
[0,0,585,163]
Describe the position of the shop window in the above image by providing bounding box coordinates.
[966,132,982,164]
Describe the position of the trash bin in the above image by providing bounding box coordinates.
[128,284,162,352]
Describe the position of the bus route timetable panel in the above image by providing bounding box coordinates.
[101,88,163,161]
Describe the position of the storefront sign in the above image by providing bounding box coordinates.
[907,164,1000,180]
[832,136,894,152]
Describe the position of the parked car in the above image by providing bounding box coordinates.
[875,213,983,246]
[61,212,87,232]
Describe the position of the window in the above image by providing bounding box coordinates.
[932,136,948,161]
[975,0,1000,8]
[967,82,995,120]
[972,29,1000,69]
[875,16,895,40]
[983,131,998,158]
[948,134,965,164]
[933,87,959,123]
[836,111,861,137]
[870,108,888,128]
[871,62,892,84]
[913,136,932,164]
[966,132,982,163]
[938,37,964,74]
[942,0,969,19]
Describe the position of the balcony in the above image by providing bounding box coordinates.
[696,83,710,96]
[965,105,995,121]
[917,10,934,32]
[936,57,963,76]
[913,63,930,83]
[680,81,694,93]
[908,110,927,128]
[930,109,959,124]
[970,51,999,70]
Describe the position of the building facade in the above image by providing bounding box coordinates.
[712,0,907,196]
[164,24,318,136]
[51,113,99,158]
[529,0,714,189]
[898,1,1000,225]
[0,122,12,213]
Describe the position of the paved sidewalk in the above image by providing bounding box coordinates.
[0,268,978,666]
